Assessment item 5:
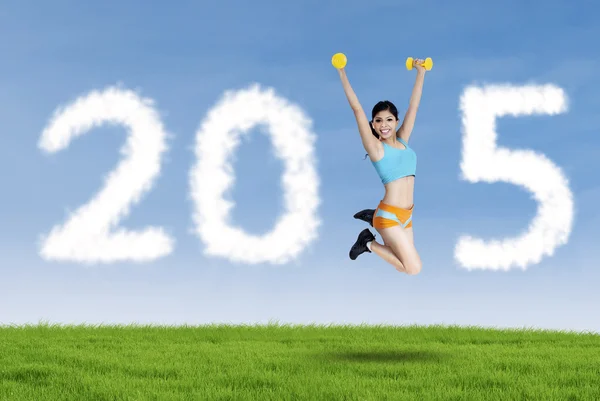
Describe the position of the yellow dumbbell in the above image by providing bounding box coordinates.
[331,52,347,69]
[406,57,433,71]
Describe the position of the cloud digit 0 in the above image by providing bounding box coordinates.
[38,86,175,264]
[189,84,321,265]
[456,83,573,271]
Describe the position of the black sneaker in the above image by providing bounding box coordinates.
[349,228,376,260]
[353,209,375,226]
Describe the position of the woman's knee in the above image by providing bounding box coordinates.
[399,248,422,275]
[392,248,422,275]
[404,258,422,275]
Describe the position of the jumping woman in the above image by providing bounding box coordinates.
[336,58,426,275]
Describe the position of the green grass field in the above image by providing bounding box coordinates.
[1,323,599,400]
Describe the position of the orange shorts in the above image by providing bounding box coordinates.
[372,201,413,229]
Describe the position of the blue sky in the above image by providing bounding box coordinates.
[1,0,599,332]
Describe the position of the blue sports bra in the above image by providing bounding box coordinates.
[371,137,417,184]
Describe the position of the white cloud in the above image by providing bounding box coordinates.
[189,84,321,265]
[456,83,573,271]
[38,86,174,264]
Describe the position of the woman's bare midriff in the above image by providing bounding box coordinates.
[381,176,415,210]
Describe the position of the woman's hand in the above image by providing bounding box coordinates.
[412,58,426,73]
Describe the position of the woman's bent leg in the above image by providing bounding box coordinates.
[374,226,422,275]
